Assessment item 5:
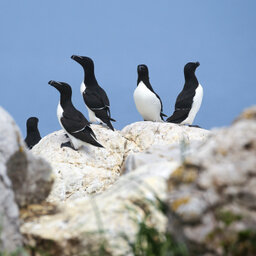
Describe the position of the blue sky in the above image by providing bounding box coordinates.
[0,1,255,137]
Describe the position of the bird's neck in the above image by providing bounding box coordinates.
[27,127,39,134]
[184,72,198,88]
[60,94,73,109]
[138,77,154,92]
[83,68,98,87]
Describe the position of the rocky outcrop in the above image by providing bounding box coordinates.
[21,161,179,256]
[20,106,256,256]
[166,107,256,255]
[0,107,53,253]
[121,121,209,154]
[31,127,127,202]
[32,122,209,202]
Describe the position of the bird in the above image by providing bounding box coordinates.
[71,55,115,131]
[48,80,103,150]
[24,117,41,149]
[167,62,203,126]
[134,64,166,122]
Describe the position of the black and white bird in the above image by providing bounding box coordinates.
[71,55,115,131]
[25,117,41,149]
[134,64,166,122]
[167,62,203,125]
[48,80,103,150]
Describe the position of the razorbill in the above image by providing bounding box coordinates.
[24,117,41,149]
[71,55,115,131]
[167,62,203,125]
[134,64,166,122]
[48,80,103,150]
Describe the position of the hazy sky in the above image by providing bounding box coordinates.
[0,0,255,137]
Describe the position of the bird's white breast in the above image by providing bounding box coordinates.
[57,102,64,127]
[181,84,203,125]
[80,81,86,94]
[133,81,162,122]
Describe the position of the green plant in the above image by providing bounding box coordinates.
[216,210,242,227]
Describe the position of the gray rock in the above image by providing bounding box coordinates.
[0,107,53,252]
[166,107,256,255]
[0,163,22,252]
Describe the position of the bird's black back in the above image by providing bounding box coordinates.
[25,117,41,149]
[167,62,199,123]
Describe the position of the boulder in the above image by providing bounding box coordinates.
[21,161,179,256]
[0,107,53,252]
[121,121,209,155]
[166,107,256,255]
[0,162,22,252]
[31,127,127,202]
[32,122,209,203]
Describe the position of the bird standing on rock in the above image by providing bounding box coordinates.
[71,55,115,131]
[134,64,166,122]
[25,117,41,149]
[48,80,103,150]
[167,62,203,126]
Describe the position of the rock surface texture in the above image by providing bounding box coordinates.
[32,122,209,202]
[166,106,256,255]
[4,105,256,256]
[0,107,53,253]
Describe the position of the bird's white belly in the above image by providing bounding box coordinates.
[133,82,162,122]
[181,84,203,125]
[80,81,102,123]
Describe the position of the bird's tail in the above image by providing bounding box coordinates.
[161,112,167,121]
[89,132,104,148]
[84,127,104,148]
[103,119,115,131]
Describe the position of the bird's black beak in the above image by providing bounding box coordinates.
[71,55,82,62]
[48,80,62,88]
[48,80,54,86]
[195,62,200,67]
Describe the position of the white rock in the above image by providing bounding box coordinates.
[21,161,179,256]
[32,126,127,202]
[121,121,209,154]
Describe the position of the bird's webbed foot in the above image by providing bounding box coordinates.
[61,141,77,151]
[188,125,201,128]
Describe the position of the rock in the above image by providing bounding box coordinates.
[0,107,53,252]
[31,122,209,202]
[31,127,127,202]
[0,162,22,252]
[233,105,256,123]
[121,121,209,155]
[21,161,179,256]
[166,108,256,255]
[123,140,206,174]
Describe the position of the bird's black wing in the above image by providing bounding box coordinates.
[61,111,103,147]
[154,92,167,119]
[61,110,96,138]
[83,89,115,129]
[174,88,195,110]
[167,88,195,123]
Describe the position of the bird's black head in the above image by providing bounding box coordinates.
[71,55,94,69]
[26,117,39,132]
[137,64,149,77]
[48,80,72,97]
[184,62,200,73]
[137,64,148,80]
